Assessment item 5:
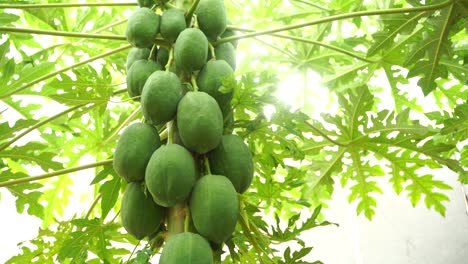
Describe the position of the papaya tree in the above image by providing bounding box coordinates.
[0,0,466,263]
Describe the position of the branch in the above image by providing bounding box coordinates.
[0,44,132,99]
[100,106,141,147]
[235,26,375,62]
[216,0,453,45]
[0,160,113,188]
[0,27,125,41]
[0,2,137,9]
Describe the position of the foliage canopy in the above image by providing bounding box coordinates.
[0,0,466,263]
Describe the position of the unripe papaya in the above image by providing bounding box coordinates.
[141,71,183,125]
[126,59,161,100]
[190,175,239,244]
[177,92,223,154]
[126,48,151,70]
[197,60,234,114]
[126,8,160,48]
[120,182,164,240]
[157,47,169,68]
[196,0,227,41]
[160,9,186,43]
[174,28,208,72]
[215,42,236,70]
[113,123,161,182]
[145,144,196,207]
[159,232,213,264]
[207,135,253,193]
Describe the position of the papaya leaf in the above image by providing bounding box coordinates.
[99,175,121,220]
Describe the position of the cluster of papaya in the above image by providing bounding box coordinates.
[113,0,252,262]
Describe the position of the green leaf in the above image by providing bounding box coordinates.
[99,175,121,220]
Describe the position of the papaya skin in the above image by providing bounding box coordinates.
[126,8,160,48]
[190,175,239,244]
[120,182,164,240]
[113,122,161,182]
[176,92,223,154]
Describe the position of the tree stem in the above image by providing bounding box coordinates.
[0,2,137,9]
[0,160,113,188]
[0,44,132,99]
[217,0,453,45]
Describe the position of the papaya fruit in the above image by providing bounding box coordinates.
[157,47,169,69]
[160,9,186,43]
[207,135,253,193]
[196,60,234,114]
[159,232,213,264]
[141,71,183,125]
[137,0,154,8]
[196,0,227,41]
[177,92,223,154]
[145,144,196,207]
[120,182,164,240]
[174,28,208,72]
[215,42,236,70]
[126,47,151,70]
[126,59,161,100]
[126,8,160,48]
[190,175,239,244]
[113,123,161,182]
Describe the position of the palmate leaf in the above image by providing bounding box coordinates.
[405,2,461,95]
[301,85,457,218]
[40,175,73,228]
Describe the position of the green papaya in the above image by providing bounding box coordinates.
[215,42,236,70]
[190,175,239,244]
[120,182,164,240]
[126,47,151,70]
[145,144,196,207]
[195,0,227,41]
[126,59,161,100]
[177,92,223,154]
[159,232,213,264]
[160,9,186,43]
[126,8,160,48]
[137,0,154,8]
[207,135,253,193]
[157,47,169,69]
[113,123,161,182]
[196,60,234,114]
[174,28,208,72]
[141,71,183,125]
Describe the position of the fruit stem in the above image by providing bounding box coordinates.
[184,207,191,232]
[209,43,216,60]
[190,75,199,92]
[167,121,174,144]
[185,0,201,26]
[0,159,113,188]
[149,44,157,60]
[165,48,174,72]
[204,156,211,175]
[215,0,454,45]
